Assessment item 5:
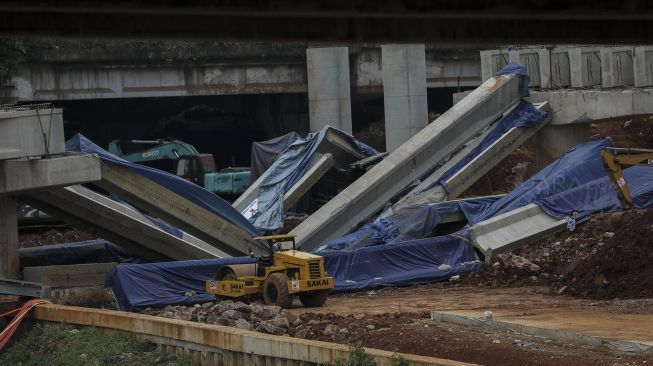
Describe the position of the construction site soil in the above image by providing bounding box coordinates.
[291,312,653,366]
[452,208,653,301]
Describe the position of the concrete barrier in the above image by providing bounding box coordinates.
[33,304,474,366]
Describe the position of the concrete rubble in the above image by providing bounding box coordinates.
[144,300,298,336]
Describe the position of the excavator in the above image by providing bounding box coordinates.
[108,139,251,196]
[601,147,653,208]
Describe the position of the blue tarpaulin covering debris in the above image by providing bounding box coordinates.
[458,138,615,225]
[320,98,547,252]
[20,239,140,268]
[250,131,300,182]
[105,136,653,312]
[249,126,377,231]
[106,235,479,311]
[102,64,653,312]
[107,257,257,311]
[66,134,260,237]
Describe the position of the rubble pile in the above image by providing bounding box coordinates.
[143,300,300,335]
[455,208,653,300]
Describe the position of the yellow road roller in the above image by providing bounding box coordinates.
[205,233,333,308]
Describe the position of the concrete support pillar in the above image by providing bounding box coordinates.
[382,44,428,153]
[532,124,590,171]
[0,195,19,279]
[306,47,352,133]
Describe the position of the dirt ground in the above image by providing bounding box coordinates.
[19,228,96,248]
[280,285,653,366]
[449,208,653,301]
[291,311,652,366]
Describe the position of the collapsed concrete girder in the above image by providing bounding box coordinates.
[295,73,525,251]
[23,185,226,261]
[95,163,264,257]
[469,203,567,262]
[395,102,551,210]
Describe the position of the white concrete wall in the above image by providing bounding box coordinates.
[382,44,428,153]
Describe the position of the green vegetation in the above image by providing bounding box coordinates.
[332,343,407,366]
[0,323,197,366]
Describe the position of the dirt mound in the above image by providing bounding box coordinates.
[563,209,653,299]
[455,208,653,300]
[590,114,653,148]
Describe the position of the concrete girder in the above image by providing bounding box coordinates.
[283,153,334,210]
[294,73,524,251]
[95,163,264,257]
[400,101,551,209]
[23,185,225,261]
[23,263,117,288]
[469,203,566,262]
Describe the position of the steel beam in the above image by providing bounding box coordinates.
[295,73,524,250]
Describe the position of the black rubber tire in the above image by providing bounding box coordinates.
[298,290,329,307]
[263,272,292,308]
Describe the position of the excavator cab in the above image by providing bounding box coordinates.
[175,155,205,187]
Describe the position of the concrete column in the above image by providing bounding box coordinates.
[382,44,428,153]
[0,195,19,279]
[306,47,352,133]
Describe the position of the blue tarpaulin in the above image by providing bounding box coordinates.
[437,100,547,193]
[106,257,257,311]
[20,239,140,268]
[250,131,300,182]
[458,138,615,225]
[66,134,260,237]
[106,234,479,311]
[537,165,653,223]
[250,126,377,231]
[497,61,530,97]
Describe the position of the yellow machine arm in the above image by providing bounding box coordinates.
[601,147,653,208]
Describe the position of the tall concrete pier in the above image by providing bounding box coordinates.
[306,47,353,133]
[382,44,428,152]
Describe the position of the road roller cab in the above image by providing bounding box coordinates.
[205,233,334,308]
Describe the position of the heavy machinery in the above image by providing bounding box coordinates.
[205,234,333,308]
[108,139,251,195]
[601,146,653,208]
